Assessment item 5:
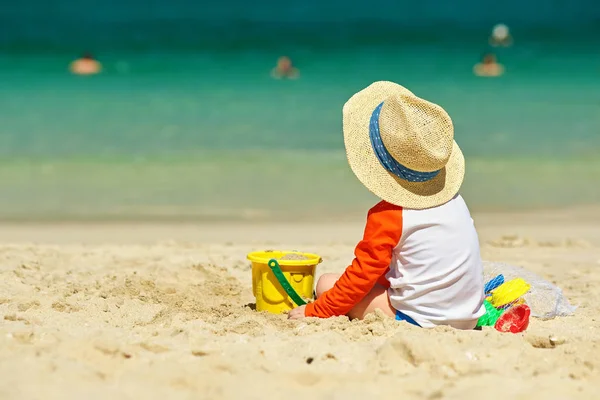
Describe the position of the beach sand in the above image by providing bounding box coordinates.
[1,208,600,399]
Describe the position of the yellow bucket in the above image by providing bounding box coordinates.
[247,250,321,314]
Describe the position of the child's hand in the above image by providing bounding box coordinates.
[288,305,307,319]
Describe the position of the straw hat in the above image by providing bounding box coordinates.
[343,81,465,209]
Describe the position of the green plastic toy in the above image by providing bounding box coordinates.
[476,300,504,327]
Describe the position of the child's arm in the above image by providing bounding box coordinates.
[304,201,403,318]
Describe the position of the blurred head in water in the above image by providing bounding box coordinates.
[70,52,102,75]
[492,24,509,41]
[277,56,292,73]
[490,23,512,47]
[474,53,503,77]
[482,54,497,65]
[272,56,299,79]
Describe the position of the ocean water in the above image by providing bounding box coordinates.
[1,42,599,221]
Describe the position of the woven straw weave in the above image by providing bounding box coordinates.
[343,81,465,209]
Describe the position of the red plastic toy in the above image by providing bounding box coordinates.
[494,304,531,333]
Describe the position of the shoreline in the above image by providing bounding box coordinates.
[1,155,599,224]
[2,202,600,223]
[1,206,600,246]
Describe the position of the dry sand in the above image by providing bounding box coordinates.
[1,208,600,400]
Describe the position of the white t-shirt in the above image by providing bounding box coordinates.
[387,195,486,329]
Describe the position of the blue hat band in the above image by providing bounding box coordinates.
[369,102,441,183]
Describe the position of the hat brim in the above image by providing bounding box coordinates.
[343,81,465,210]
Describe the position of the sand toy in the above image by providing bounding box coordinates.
[247,250,321,314]
[489,278,531,309]
[478,275,532,332]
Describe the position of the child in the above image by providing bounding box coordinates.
[288,81,486,329]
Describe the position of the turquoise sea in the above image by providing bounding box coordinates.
[1,40,599,221]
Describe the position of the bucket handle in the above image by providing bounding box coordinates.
[268,259,307,306]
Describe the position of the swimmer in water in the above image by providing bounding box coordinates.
[271,56,299,79]
[69,53,102,75]
[473,53,504,77]
[489,24,513,47]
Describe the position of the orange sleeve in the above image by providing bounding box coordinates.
[304,201,403,318]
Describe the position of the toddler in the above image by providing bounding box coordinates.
[288,81,485,329]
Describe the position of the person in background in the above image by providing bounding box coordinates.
[489,24,513,47]
[69,53,102,75]
[271,56,299,79]
[473,53,504,77]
